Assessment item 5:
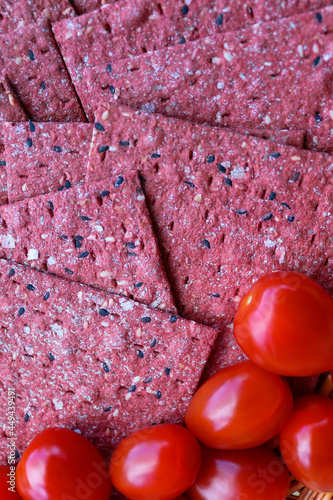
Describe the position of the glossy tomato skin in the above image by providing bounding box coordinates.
[280,395,333,492]
[187,447,290,500]
[185,360,293,450]
[234,271,333,376]
[110,424,201,500]
[16,427,112,500]
[0,466,22,499]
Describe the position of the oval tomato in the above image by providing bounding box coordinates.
[0,466,22,499]
[110,424,201,500]
[280,395,333,492]
[234,271,333,376]
[187,447,290,500]
[185,360,293,449]
[16,427,112,500]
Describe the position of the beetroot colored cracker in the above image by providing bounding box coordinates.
[0,259,216,457]
[0,20,86,122]
[0,173,175,312]
[4,122,93,203]
[88,103,333,378]
[0,0,75,36]
[86,6,333,153]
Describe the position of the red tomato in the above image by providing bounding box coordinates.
[234,271,333,376]
[187,447,290,500]
[110,424,201,500]
[280,395,333,492]
[185,360,293,449]
[16,427,112,500]
[0,466,22,499]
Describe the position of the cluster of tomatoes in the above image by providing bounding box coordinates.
[1,271,333,499]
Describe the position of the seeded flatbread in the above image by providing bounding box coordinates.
[0,259,216,459]
[0,172,175,312]
[4,122,93,203]
[87,103,333,378]
[86,6,333,153]
[0,20,86,122]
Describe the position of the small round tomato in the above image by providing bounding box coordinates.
[0,466,22,499]
[234,271,333,376]
[110,424,201,500]
[187,447,290,500]
[280,395,333,492]
[185,360,293,449]
[16,427,112,500]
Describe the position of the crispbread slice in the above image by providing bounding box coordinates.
[0,20,86,122]
[3,122,93,203]
[0,259,216,458]
[85,5,333,153]
[87,102,333,378]
[0,172,175,312]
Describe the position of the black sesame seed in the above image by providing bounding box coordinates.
[262,213,273,221]
[287,215,295,223]
[211,293,221,298]
[270,152,281,158]
[129,385,136,392]
[150,339,157,348]
[26,284,35,291]
[315,112,322,123]
[281,202,291,209]
[126,242,136,249]
[104,406,112,412]
[144,376,152,384]
[24,413,30,422]
[128,251,137,257]
[207,154,215,163]
[48,352,55,361]
[314,56,321,66]
[57,186,65,191]
[98,145,109,153]
[95,122,105,131]
[120,140,130,147]
[170,315,177,323]
[292,171,300,182]
[28,49,35,61]
[44,292,50,301]
[99,309,110,316]
[151,153,161,158]
[202,239,211,249]
[65,268,74,275]
[181,5,189,15]
[179,36,186,44]
[18,307,25,317]
[74,235,83,240]
[218,164,226,173]
[53,146,62,153]
[110,85,116,93]
[15,450,20,460]
[216,13,223,25]
[134,282,143,288]
[29,121,35,132]
[235,209,248,215]
[316,12,323,23]
[156,390,162,399]
[165,367,171,376]
[65,180,72,189]
[137,350,144,358]
[61,234,68,240]
[48,201,54,211]
[100,190,110,197]
[0,160,6,166]
[115,176,124,187]
[224,178,232,187]
[41,81,46,90]
[184,180,195,188]
[79,251,89,259]
[141,316,151,323]
[269,192,277,200]
[107,63,112,73]
[8,269,15,277]
[27,138,33,148]
[81,215,92,221]
[103,362,110,372]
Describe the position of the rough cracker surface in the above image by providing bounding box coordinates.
[0,20,86,122]
[86,5,333,153]
[4,122,93,203]
[88,103,333,378]
[0,0,75,36]
[0,259,216,460]
[0,172,175,312]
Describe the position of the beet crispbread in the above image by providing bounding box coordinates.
[86,6,333,153]
[0,172,175,311]
[0,20,86,122]
[88,103,333,378]
[0,259,217,459]
[4,122,93,203]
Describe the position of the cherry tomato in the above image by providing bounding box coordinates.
[185,360,293,449]
[280,395,333,492]
[16,427,112,500]
[0,466,22,499]
[187,447,290,500]
[234,271,333,376]
[110,424,201,500]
